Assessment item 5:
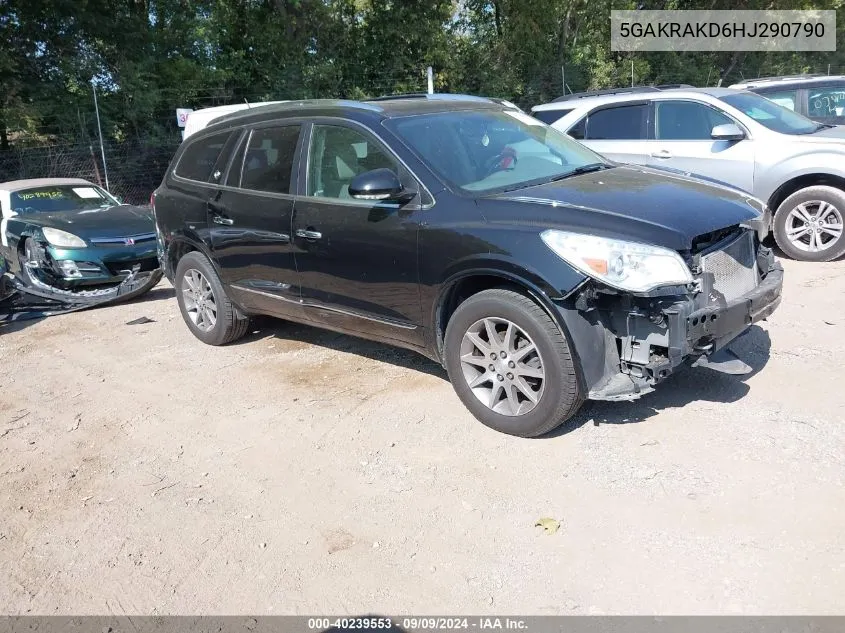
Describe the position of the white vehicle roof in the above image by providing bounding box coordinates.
[0,177,95,193]
[182,101,288,139]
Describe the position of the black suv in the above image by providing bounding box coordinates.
[152,95,783,437]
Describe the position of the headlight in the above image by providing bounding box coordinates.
[42,227,87,248]
[540,230,693,293]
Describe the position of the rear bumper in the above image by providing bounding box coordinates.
[556,254,783,402]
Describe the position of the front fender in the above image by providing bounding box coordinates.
[758,153,845,203]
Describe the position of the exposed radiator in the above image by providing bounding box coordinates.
[700,231,758,302]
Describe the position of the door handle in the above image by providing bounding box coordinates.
[212,215,234,226]
[295,229,322,240]
[651,149,672,159]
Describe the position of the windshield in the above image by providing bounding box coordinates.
[720,92,822,135]
[386,109,607,194]
[10,185,119,214]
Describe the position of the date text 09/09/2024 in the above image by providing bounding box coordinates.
[306,618,529,631]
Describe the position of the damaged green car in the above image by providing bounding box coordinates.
[0,178,162,304]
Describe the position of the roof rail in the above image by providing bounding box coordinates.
[655,83,695,89]
[366,93,430,102]
[365,93,498,104]
[552,86,661,102]
[740,74,827,84]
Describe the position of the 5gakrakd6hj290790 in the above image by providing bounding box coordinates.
[152,95,782,437]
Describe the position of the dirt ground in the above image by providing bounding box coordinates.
[1,257,844,615]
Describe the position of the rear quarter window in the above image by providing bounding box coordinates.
[174,130,233,182]
[531,108,573,125]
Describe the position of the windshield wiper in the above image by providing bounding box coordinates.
[548,163,611,182]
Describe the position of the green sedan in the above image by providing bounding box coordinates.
[0,178,162,302]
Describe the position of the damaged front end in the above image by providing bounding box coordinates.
[15,233,162,306]
[556,226,783,402]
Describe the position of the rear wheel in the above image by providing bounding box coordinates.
[773,186,845,262]
[174,251,249,345]
[443,288,584,437]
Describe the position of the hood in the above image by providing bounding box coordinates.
[20,205,155,241]
[482,164,762,251]
[788,125,845,145]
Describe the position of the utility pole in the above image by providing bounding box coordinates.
[427,66,434,94]
[91,81,110,192]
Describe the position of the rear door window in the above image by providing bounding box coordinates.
[175,131,233,182]
[239,125,301,194]
[584,104,648,140]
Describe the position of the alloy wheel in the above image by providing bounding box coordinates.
[182,268,217,332]
[459,317,545,416]
[785,201,844,253]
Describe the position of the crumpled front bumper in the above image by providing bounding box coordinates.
[555,246,784,402]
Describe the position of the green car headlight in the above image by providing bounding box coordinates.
[42,227,87,248]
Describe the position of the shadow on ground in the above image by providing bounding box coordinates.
[240,315,448,379]
[240,314,773,436]
[547,324,773,437]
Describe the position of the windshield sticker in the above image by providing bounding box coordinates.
[18,191,66,201]
[72,187,103,199]
[504,110,546,127]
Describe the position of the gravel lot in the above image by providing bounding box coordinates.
[1,256,844,615]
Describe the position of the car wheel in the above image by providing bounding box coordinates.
[773,186,845,262]
[174,251,249,345]
[443,288,584,437]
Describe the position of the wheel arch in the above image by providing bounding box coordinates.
[165,235,216,281]
[433,264,585,366]
[767,173,845,215]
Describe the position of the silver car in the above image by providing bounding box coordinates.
[532,86,845,262]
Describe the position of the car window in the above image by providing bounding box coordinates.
[307,125,397,199]
[760,89,799,111]
[386,108,605,195]
[239,125,301,194]
[655,101,734,140]
[584,104,647,140]
[175,131,233,182]
[720,92,820,135]
[9,185,119,214]
[567,117,586,140]
[532,108,572,125]
[808,86,845,119]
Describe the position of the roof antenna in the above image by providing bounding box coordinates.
[244,98,251,108]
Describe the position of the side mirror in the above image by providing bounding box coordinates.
[348,168,411,202]
[711,123,745,141]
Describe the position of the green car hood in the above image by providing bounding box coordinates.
[18,205,155,241]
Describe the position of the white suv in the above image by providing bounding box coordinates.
[532,86,845,262]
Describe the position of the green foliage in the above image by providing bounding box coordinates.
[2,0,845,146]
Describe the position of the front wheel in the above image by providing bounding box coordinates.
[773,186,845,262]
[174,251,249,345]
[443,288,584,437]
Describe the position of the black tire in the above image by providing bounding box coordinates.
[773,185,845,262]
[174,251,249,345]
[443,288,584,437]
